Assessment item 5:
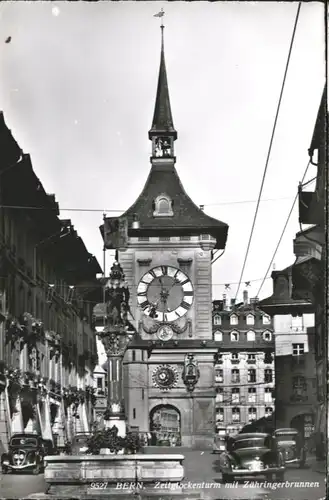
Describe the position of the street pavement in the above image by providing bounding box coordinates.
[0,450,326,500]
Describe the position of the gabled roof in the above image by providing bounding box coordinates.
[121,161,228,248]
[259,265,314,314]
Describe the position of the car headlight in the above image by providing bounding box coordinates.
[19,454,24,459]
[13,453,19,459]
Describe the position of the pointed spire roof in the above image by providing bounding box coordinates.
[149,25,177,140]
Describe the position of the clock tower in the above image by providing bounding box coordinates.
[101,25,228,448]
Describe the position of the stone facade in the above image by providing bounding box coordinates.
[212,294,275,434]
[0,113,101,453]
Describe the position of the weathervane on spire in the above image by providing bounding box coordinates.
[154,8,165,29]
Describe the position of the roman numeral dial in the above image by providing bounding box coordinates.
[137,265,194,322]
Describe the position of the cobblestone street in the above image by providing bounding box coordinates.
[0,450,326,500]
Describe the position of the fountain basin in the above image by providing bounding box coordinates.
[43,454,186,496]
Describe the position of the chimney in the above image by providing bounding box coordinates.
[222,294,227,310]
[213,300,223,311]
[250,297,259,307]
[243,290,248,305]
[230,298,236,307]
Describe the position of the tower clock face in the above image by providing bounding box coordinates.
[137,266,194,323]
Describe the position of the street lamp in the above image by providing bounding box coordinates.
[98,260,135,437]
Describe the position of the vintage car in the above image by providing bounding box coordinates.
[218,433,285,483]
[1,433,46,474]
[273,428,306,467]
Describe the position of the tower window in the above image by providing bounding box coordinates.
[214,315,221,326]
[263,331,272,341]
[263,314,271,325]
[230,314,238,325]
[230,331,239,342]
[132,350,136,361]
[246,314,255,325]
[215,369,223,383]
[248,407,257,421]
[153,194,173,217]
[231,369,240,383]
[264,388,273,402]
[248,369,256,383]
[292,343,304,356]
[214,331,223,342]
[247,330,256,341]
[264,369,273,383]
[248,387,257,403]
[216,408,224,422]
[216,387,224,403]
[133,408,136,419]
[232,407,240,422]
[265,407,273,416]
[232,388,240,403]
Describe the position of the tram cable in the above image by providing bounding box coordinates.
[234,2,302,301]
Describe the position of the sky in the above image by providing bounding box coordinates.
[0,1,325,303]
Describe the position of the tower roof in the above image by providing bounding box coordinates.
[120,161,228,249]
[148,26,177,140]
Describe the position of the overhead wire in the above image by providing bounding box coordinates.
[256,160,311,297]
[234,1,302,301]
[0,196,293,213]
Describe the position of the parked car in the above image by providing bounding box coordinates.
[218,432,285,483]
[1,433,46,474]
[273,428,306,468]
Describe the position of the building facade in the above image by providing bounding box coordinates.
[261,86,327,459]
[260,266,316,441]
[292,86,327,459]
[213,292,275,435]
[99,27,228,449]
[0,113,102,453]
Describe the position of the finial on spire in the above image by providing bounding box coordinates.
[154,8,165,24]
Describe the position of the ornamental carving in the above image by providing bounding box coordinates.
[152,365,179,391]
[142,315,190,335]
[100,332,132,357]
[182,353,200,392]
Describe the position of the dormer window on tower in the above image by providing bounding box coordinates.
[153,193,173,217]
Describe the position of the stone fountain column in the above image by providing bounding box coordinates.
[97,261,135,439]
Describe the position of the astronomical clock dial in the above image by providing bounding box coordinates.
[137,266,194,323]
[152,365,179,391]
[157,325,174,342]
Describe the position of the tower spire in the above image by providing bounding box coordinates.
[149,12,177,161]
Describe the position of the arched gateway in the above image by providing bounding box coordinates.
[149,405,181,446]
